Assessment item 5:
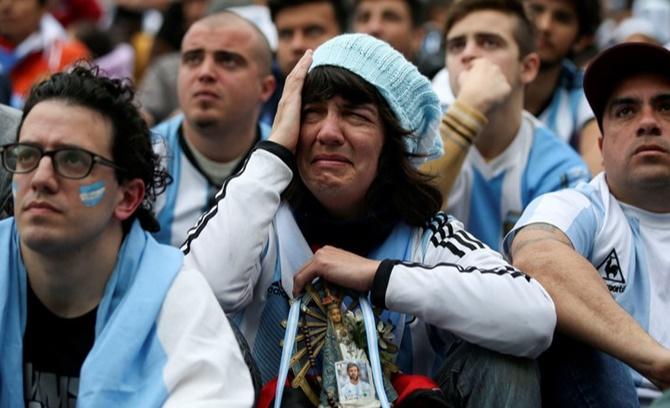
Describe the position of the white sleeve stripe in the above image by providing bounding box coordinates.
[180,147,255,254]
[394,261,531,281]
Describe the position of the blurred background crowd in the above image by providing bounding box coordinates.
[1,0,668,117]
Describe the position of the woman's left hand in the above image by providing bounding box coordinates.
[293,246,381,297]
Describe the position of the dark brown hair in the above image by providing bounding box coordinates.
[445,0,536,57]
[20,64,170,232]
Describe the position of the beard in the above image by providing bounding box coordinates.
[193,117,219,129]
[538,55,564,72]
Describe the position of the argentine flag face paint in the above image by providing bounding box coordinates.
[80,181,106,207]
[11,181,18,199]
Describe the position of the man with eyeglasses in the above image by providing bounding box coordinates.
[0,103,20,218]
[0,66,254,406]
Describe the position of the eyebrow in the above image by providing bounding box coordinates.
[181,48,203,59]
[653,94,670,104]
[338,100,377,113]
[303,100,377,113]
[446,32,505,43]
[608,97,640,107]
[608,93,670,108]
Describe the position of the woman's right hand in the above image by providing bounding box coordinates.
[269,50,313,153]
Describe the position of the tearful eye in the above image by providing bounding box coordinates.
[301,107,323,123]
[347,112,371,123]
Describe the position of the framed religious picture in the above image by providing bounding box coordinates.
[335,360,376,404]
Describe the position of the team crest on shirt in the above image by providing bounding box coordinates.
[596,248,626,294]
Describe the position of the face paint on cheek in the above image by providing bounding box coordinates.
[11,181,18,199]
[79,181,106,207]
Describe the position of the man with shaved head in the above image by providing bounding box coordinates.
[151,11,276,247]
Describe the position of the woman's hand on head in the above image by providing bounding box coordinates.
[269,50,313,153]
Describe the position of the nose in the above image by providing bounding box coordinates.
[289,32,307,54]
[315,110,345,146]
[460,39,480,65]
[29,156,59,193]
[534,12,552,33]
[362,16,383,38]
[196,55,217,82]
[636,105,662,137]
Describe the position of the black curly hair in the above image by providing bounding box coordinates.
[18,63,170,233]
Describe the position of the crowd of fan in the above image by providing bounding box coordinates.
[2,0,670,406]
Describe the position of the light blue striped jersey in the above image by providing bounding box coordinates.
[537,60,595,147]
[151,115,271,247]
[447,112,590,250]
[504,173,670,398]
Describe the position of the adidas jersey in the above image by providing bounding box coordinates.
[181,142,556,384]
[504,173,670,398]
[537,60,595,147]
[447,112,590,250]
[151,115,271,247]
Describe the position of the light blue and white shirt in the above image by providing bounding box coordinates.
[0,219,254,407]
[151,114,271,247]
[503,173,670,399]
[447,112,590,250]
[537,60,595,147]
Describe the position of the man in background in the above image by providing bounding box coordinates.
[522,0,603,173]
[151,11,275,247]
[424,0,589,250]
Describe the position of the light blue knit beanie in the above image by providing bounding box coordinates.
[309,33,443,166]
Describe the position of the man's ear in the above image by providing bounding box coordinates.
[114,179,145,221]
[520,52,540,85]
[259,74,277,103]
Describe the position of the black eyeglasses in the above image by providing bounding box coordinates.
[0,143,125,180]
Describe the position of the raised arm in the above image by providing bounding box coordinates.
[510,223,670,389]
[421,58,509,203]
[181,51,313,311]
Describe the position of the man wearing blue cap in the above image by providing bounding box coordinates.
[183,33,557,407]
[505,42,670,405]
